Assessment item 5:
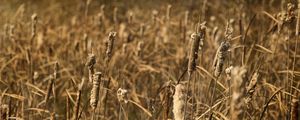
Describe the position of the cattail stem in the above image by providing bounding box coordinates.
[73,78,85,120]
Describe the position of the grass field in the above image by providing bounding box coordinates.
[0,0,299,119]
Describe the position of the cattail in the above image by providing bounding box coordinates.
[187,23,206,75]
[230,66,247,120]
[90,72,102,110]
[173,84,186,120]
[31,13,38,38]
[166,4,172,23]
[128,11,133,24]
[213,41,230,77]
[152,10,158,24]
[85,0,92,17]
[245,72,259,104]
[86,53,96,83]
[9,25,15,42]
[73,78,85,120]
[105,32,116,61]
[136,41,144,57]
[117,88,128,104]
[122,43,127,54]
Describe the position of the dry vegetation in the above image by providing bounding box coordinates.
[0,0,300,120]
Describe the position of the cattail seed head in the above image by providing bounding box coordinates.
[117,88,128,104]
[187,23,206,75]
[137,41,144,57]
[166,4,172,22]
[31,13,38,37]
[86,53,95,83]
[173,84,186,120]
[90,72,101,110]
[213,41,230,77]
[105,32,116,61]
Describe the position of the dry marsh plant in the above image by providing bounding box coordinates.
[0,0,300,120]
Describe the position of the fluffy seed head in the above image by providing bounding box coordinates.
[187,23,206,75]
[117,88,128,103]
[105,32,117,61]
[213,41,230,77]
[173,84,186,120]
[90,72,101,109]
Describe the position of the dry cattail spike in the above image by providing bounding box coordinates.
[122,43,127,54]
[9,25,15,41]
[187,23,206,75]
[105,32,117,61]
[166,4,172,22]
[90,72,102,110]
[86,53,96,83]
[230,66,247,120]
[117,88,128,104]
[173,83,186,120]
[128,11,133,24]
[213,41,230,77]
[152,10,158,24]
[31,13,38,38]
[136,41,144,57]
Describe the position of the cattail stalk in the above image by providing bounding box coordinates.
[45,75,54,106]
[66,94,70,120]
[183,23,206,119]
[73,78,85,120]
[166,5,172,24]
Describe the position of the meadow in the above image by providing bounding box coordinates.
[0,0,299,119]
